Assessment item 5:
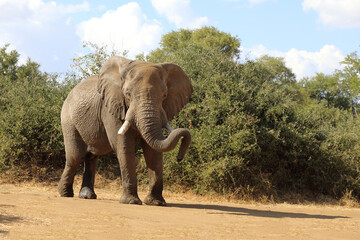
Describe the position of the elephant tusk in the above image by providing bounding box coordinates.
[118,121,130,135]
[165,123,174,133]
[165,123,184,139]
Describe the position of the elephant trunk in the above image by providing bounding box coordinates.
[136,102,191,161]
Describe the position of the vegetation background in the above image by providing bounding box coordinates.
[1,27,359,203]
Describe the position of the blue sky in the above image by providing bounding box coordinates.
[0,0,359,79]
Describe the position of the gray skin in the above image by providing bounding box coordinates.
[58,56,193,206]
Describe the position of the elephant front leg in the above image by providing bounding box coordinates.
[118,151,142,205]
[142,142,166,206]
[116,135,142,205]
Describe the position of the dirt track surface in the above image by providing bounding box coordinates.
[1,183,360,240]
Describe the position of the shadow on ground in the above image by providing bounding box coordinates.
[167,203,349,219]
[0,204,22,236]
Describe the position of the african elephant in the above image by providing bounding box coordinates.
[58,56,192,206]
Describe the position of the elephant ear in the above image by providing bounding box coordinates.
[98,56,132,119]
[161,63,193,121]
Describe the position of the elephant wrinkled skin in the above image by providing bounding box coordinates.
[58,56,193,206]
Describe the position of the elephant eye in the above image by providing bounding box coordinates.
[163,93,167,99]
[125,91,131,99]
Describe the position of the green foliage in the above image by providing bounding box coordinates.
[141,27,240,62]
[144,28,360,200]
[256,55,296,85]
[0,44,19,82]
[299,73,352,111]
[338,51,360,116]
[1,27,360,202]
[299,50,360,116]
[0,44,71,172]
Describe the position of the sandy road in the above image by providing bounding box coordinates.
[0,183,360,240]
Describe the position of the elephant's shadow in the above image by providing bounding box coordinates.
[167,203,349,219]
[0,205,22,236]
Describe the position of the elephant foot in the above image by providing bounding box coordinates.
[79,187,97,199]
[58,183,74,197]
[119,193,142,205]
[144,194,166,206]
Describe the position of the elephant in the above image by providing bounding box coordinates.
[57,56,193,206]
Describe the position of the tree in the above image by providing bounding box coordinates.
[142,27,241,62]
[1,44,20,110]
[140,28,360,200]
[337,51,360,116]
[299,73,351,110]
[256,55,296,85]
[299,51,360,116]
[0,44,19,82]
[2,30,360,201]
[0,44,68,172]
[71,42,124,79]
[191,26,240,59]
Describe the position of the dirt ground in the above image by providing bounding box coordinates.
[1,182,360,240]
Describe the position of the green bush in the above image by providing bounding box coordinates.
[0,45,75,173]
[148,42,360,200]
[1,30,360,202]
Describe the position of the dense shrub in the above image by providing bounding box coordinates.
[0,45,75,172]
[146,42,360,200]
[1,28,360,202]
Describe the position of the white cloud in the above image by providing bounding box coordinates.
[285,45,344,78]
[244,44,344,79]
[224,0,272,5]
[248,0,271,4]
[151,0,208,29]
[0,0,89,28]
[0,0,90,72]
[303,0,360,28]
[61,1,90,14]
[77,2,163,57]
[243,44,283,59]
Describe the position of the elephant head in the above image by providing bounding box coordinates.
[98,56,193,160]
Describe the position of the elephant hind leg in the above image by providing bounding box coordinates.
[79,153,98,199]
[58,127,88,197]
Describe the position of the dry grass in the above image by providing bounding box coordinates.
[339,189,360,208]
[1,168,359,208]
